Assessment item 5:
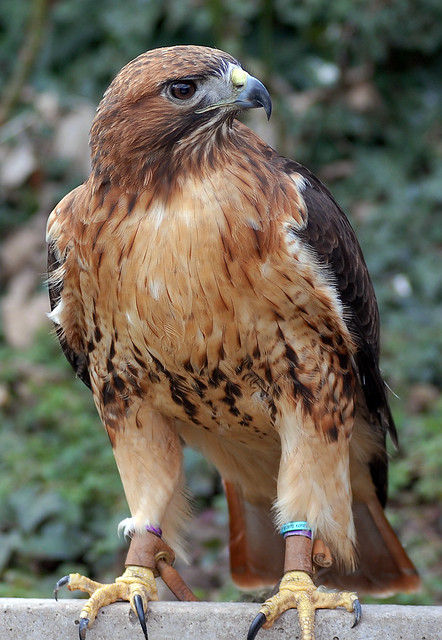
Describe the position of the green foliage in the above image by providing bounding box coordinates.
[392,404,442,505]
[0,0,441,605]
[386,396,442,603]
[0,333,128,596]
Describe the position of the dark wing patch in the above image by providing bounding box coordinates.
[47,243,91,390]
[274,156,397,503]
[283,160,380,353]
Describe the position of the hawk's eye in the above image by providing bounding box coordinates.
[170,81,197,100]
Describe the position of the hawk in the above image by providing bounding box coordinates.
[47,45,420,640]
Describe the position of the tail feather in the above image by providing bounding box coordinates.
[224,481,420,595]
[317,500,421,595]
[224,480,283,589]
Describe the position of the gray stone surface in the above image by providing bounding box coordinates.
[0,599,441,639]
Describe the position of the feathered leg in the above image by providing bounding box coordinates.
[247,390,360,640]
[55,404,193,639]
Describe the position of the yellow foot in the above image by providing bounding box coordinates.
[54,565,157,640]
[247,571,361,640]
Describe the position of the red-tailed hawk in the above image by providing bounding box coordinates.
[47,45,420,640]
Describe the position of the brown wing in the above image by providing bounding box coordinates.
[47,188,91,391]
[274,157,397,505]
[47,243,91,390]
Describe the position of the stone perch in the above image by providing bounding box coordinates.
[1,599,441,639]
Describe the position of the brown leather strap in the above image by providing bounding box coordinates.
[156,558,199,601]
[125,531,199,601]
[312,538,333,567]
[125,531,175,576]
[284,534,313,575]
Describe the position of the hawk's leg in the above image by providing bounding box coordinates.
[247,533,361,640]
[54,407,196,638]
[55,532,198,640]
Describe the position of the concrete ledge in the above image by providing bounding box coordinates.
[1,599,440,639]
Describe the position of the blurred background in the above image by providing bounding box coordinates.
[0,0,441,605]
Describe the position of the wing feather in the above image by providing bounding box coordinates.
[47,189,91,390]
[271,156,397,504]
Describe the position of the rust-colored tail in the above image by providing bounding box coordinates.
[317,499,421,595]
[224,480,283,589]
[224,481,421,595]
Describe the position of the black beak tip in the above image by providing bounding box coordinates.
[235,76,272,121]
[251,85,272,120]
[262,99,272,120]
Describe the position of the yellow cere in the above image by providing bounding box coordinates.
[231,67,248,90]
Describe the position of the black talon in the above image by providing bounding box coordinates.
[247,612,266,640]
[78,617,89,640]
[54,575,70,601]
[351,599,362,628]
[134,594,148,640]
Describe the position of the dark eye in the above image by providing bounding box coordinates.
[170,81,197,100]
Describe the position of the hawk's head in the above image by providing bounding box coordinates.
[90,45,271,187]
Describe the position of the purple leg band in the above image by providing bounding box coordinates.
[146,524,162,538]
[284,530,312,539]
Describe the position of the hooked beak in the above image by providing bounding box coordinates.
[195,68,272,120]
[234,74,272,120]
